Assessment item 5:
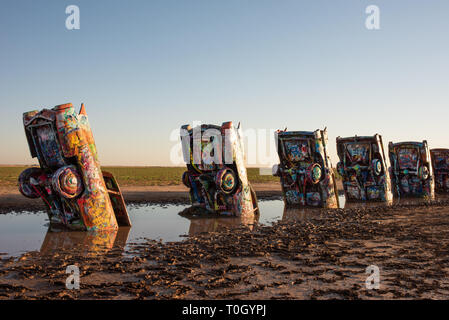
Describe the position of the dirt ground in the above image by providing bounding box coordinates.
[0,183,283,213]
[1,199,449,299]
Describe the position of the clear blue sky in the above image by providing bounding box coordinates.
[1,0,448,166]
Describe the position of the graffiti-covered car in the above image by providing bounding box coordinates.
[272,129,339,208]
[336,134,392,202]
[180,122,258,216]
[388,141,434,199]
[430,148,449,193]
[19,103,131,231]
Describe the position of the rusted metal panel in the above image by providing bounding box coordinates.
[389,141,435,199]
[273,128,339,208]
[102,171,131,227]
[336,134,393,202]
[180,122,258,216]
[18,103,131,231]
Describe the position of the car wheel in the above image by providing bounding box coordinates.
[372,159,382,176]
[52,165,83,199]
[18,167,43,198]
[418,166,430,180]
[182,171,192,188]
[216,168,238,194]
[307,163,322,184]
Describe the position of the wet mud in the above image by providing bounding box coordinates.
[1,200,449,299]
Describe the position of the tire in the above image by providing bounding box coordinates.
[216,168,238,194]
[307,163,322,184]
[18,167,43,199]
[418,166,430,180]
[372,159,382,176]
[52,165,83,199]
[182,171,191,188]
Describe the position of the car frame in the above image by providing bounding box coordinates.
[388,140,434,199]
[336,134,392,202]
[180,122,258,216]
[430,148,449,193]
[19,103,131,231]
[272,128,339,208]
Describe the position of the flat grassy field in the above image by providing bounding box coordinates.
[0,166,29,187]
[0,166,278,187]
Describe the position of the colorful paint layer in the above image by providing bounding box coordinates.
[430,148,449,193]
[180,122,258,216]
[389,141,435,199]
[336,134,393,202]
[273,129,339,208]
[19,103,131,231]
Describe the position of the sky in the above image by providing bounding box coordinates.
[1,0,448,167]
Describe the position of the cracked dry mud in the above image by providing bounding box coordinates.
[1,201,449,299]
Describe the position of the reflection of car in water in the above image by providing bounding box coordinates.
[389,141,434,199]
[180,122,258,216]
[19,103,131,231]
[272,129,339,208]
[336,134,392,202]
[282,205,323,222]
[40,227,130,257]
[343,199,392,209]
[179,211,259,237]
[430,149,449,193]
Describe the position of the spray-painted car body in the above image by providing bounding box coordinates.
[430,148,449,193]
[336,134,392,202]
[272,129,339,208]
[389,141,434,199]
[19,103,131,231]
[180,122,258,216]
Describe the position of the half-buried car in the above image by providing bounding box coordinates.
[336,134,392,202]
[19,103,131,231]
[388,141,434,199]
[272,128,339,208]
[180,122,258,216]
[430,148,449,193]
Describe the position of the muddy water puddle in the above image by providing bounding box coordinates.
[0,194,441,258]
[0,200,276,257]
